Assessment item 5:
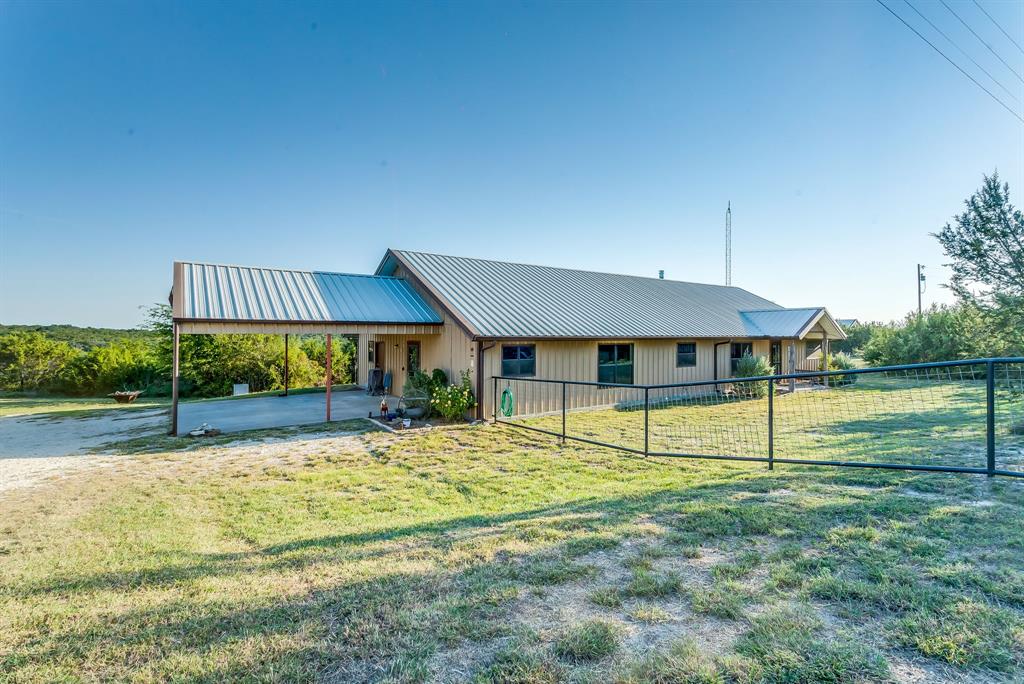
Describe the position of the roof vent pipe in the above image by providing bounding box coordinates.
[658,270,664,280]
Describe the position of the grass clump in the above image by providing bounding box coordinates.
[588,586,623,609]
[614,638,759,684]
[622,569,682,598]
[893,599,1023,670]
[627,602,672,624]
[735,605,890,683]
[473,639,564,683]
[689,581,749,620]
[554,619,621,662]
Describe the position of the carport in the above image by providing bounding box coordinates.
[169,261,443,435]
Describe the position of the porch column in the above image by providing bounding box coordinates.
[357,334,370,387]
[171,322,180,436]
[788,342,796,393]
[325,334,332,422]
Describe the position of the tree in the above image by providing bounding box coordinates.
[934,172,1023,304]
[0,332,79,391]
[934,172,1024,355]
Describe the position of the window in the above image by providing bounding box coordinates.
[730,342,753,373]
[502,344,536,377]
[676,342,697,367]
[598,344,633,384]
[407,341,421,374]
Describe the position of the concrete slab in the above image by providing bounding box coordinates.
[178,390,395,435]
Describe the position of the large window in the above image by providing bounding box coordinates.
[676,342,697,368]
[730,342,753,373]
[502,344,536,377]
[598,344,633,384]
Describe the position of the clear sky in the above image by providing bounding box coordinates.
[1,0,1022,328]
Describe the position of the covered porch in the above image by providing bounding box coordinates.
[169,261,443,435]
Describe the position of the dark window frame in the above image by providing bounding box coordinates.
[676,342,697,368]
[501,344,537,377]
[730,342,753,373]
[407,340,421,375]
[597,343,634,385]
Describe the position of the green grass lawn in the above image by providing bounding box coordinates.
[1,417,1023,682]
[0,393,170,418]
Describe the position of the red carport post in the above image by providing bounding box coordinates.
[325,334,332,422]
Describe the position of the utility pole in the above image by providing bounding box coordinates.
[725,202,732,286]
[917,264,926,316]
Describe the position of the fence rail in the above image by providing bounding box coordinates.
[493,357,1024,478]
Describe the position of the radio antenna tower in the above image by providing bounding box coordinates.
[725,202,732,286]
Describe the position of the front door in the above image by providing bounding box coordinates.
[770,341,782,374]
[374,342,384,369]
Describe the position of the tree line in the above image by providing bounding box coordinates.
[0,306,355,397]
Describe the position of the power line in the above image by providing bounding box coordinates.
[904,0,1019,103]
[875,0,1024,124]
[940,0,1024,84]
[972,0,1024,57]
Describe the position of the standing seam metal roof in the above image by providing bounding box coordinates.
[383,250,830,339]
[176,262,442,324]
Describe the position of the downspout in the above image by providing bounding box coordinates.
[713,340,730,381]
[475,340,496,421]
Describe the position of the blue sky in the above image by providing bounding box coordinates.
[1,0,1021,328]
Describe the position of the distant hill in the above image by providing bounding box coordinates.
[0,324,156,350]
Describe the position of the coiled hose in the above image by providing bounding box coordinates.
[500,386,515,417]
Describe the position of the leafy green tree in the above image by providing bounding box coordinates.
[935,172,1023,305]
[934,172,1023,355]
[0,332,79,391]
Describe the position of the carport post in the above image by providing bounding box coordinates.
[325,334,332,423]
[170,322,180,436]
[283,334,289,396]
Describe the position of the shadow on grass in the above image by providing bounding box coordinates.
[5,454,1023,681]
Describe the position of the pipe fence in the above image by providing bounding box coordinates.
[493,358,1024,477]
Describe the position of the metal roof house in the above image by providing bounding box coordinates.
[169,249,844,432]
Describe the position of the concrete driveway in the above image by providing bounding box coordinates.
[178,389,394,435]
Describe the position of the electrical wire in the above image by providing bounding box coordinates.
[875,0,1024,124]
[972,0,1024,57]
[904,0,1019,103]
[940,0,1024,83]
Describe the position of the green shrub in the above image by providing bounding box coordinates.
[430,368,449,389]
[827,352,857,387]
[732,354,773,398]
[431,369,476,422]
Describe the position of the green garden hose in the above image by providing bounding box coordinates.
[500,386,515,417]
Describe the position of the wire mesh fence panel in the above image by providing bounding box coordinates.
[494,358,1024,477]
[647,383,768,459]
[772,365,989,469]
[494,378,564,437]
[564,383,646,453]
[995,361,1024,473]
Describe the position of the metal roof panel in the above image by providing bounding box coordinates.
[175,262,442,324]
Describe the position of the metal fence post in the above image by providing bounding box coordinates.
[767,378,774,471]
[986,360,995,476]
[561,381,567,444]
[644,387,650,456]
